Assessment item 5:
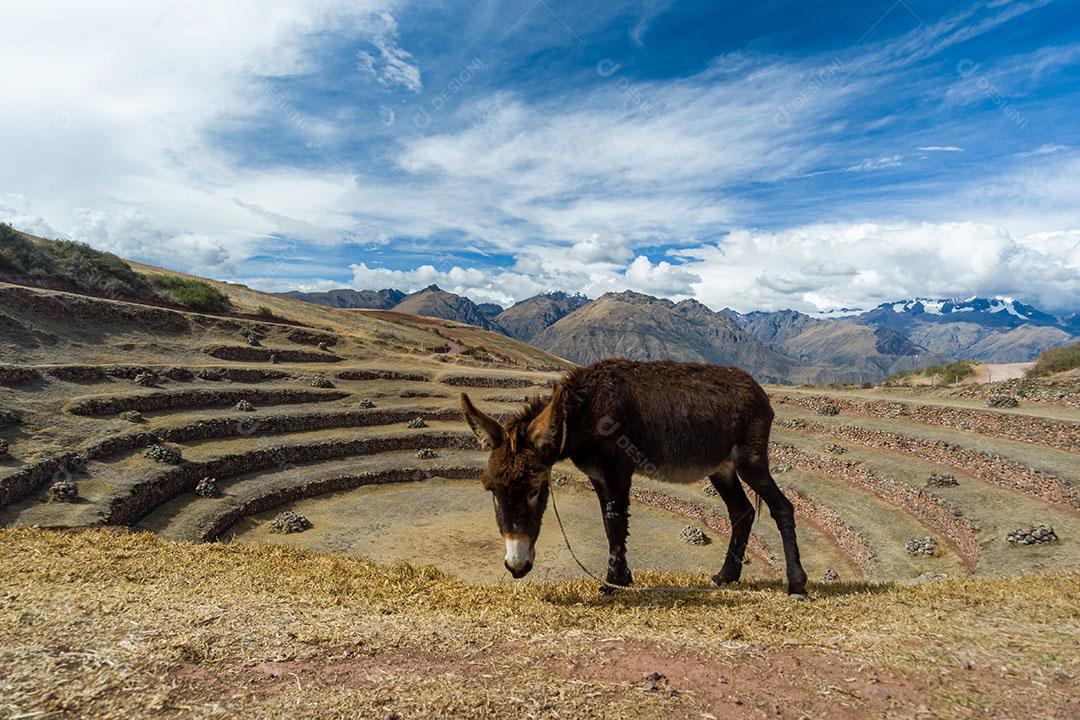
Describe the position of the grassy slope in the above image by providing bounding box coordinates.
[1,529,1077,719]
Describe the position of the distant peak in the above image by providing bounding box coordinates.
[422,284,443,293]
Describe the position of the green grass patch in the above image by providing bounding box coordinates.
[1027,342,1080,378]
[149,275,232,314]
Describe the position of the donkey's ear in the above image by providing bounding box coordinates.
[461,393,504,450]
[527,385,566,462]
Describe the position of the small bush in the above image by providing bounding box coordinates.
[886,361,977,386]
[150,275,231,314]
[1027,342,1080,378]
[256,306,275,318]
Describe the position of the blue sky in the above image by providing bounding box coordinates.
[1,0,1078,313]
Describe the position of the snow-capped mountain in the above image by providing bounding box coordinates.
[859,296,1067,330]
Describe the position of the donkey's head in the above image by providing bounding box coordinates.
[460,386,567,578]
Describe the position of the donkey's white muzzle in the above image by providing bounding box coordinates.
[504,535,534,577]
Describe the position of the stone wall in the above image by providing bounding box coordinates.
[770,440,981,563]
[772,393,1080,453]
[67,388,349,416]
[778,417,1079,509]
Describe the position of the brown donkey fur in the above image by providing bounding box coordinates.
[461,358,808,595]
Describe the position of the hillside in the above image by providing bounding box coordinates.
[280,287,405,309]
[531,292,799,383]
[392,285,506,333]
[496,291,589,342]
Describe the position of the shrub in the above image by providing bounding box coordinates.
[0,224,152,299]
[149,275,231,313]
[1027,342,1080,378]
[256,305,275,318]
[885,361,977,386]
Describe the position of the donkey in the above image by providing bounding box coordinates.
[460,358,808,597]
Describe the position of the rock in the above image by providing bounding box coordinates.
[357,398,376,409]
[308,375,335,389]
[144,443,182,464]
[1006,524,1058,545]
[824,443,846,454]
[317,342,329,352]
[406,417,428,429]
[245,333,262,347]
[415,448,438,459]
[643,671,666,682]
[904,536,939,556]
[47,479,78,503]
[120,410,145,423]
[702,481,719,496]
[270,511,312,534]
[0,438,8,459]
[986,395,1019,408]
[821,568,840,582]
[817,403,840,416]
[927,473,957,487]
[132,371,158,387]
[197,368,224,381]
[914,572,948,583]
[164,367,193,382]
[195,477,219,498]
[679,525,710,545]
[234,399,256,412]
[269,354,280,365]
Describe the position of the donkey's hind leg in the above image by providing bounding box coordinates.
[709,459,755,585]
[733,436,808,596]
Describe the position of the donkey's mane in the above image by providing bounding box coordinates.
[509,393,550,431]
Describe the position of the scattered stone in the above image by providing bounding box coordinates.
[927,473,958,487]
[986,394,1019,409]
[415,448,438,459]
[679,525,710,545]
[821,568,840,582]
[905,536,939,556]
[132,371,158,387]
[824,443,846,454]
[0,438,8,459]
[197,368,224,381]
[120,410,145,423]
[1006,524,1058,545]
[270,511,312,534]
[914,572,948,583]
[406,417,428,429]
[234,399,256,412]
[195,477,219,498]
[47,479,78,503]
[816,403,840,416]
[702,481,719,496]
[308,375,335,389]
[773,462,792,474]
[269,354,280,365]
[245,333,262,347]
[317,341,329,352]
[357,398,376,409]
[145,443,183,464]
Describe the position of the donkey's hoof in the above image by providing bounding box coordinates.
[711,571,740,586]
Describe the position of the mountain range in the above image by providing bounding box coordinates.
[280,286,1078,383]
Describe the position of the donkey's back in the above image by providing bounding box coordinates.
[564,359,774,482]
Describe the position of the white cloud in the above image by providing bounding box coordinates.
[0,194,63,238]
[844,155,904,172]
[356,11,423,92]
[918,146,964,152]
[675,221,1080,314]
[0,0,397,273]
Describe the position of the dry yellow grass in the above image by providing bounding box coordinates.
[1,528,1077,719]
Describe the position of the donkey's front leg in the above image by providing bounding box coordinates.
[589,473,633,592]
